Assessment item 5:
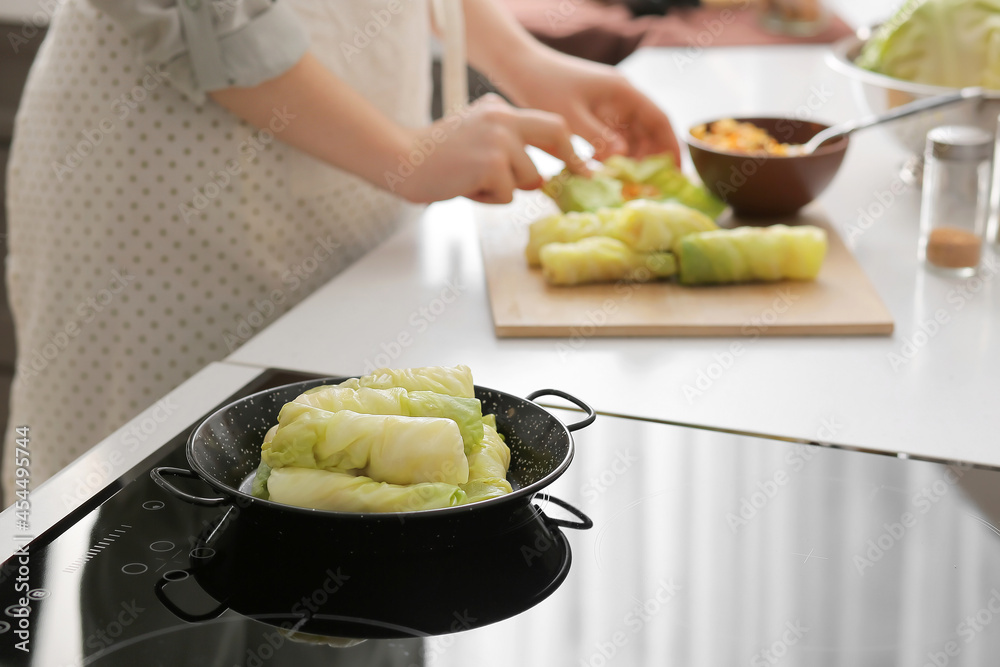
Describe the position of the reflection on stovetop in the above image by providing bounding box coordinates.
[156,480,572,640]
[2,368,1000,666]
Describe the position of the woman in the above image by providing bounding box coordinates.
[2,0,679,504]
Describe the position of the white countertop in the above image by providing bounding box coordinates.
[228,45,1000,468]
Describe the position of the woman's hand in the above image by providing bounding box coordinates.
[461,0,678,162]
[212,56,584,205]
[500,51,681,163]
[392,94,589,205]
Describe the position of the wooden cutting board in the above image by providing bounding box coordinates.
[477,199,894,338]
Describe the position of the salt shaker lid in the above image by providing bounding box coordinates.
[926,125,993,161]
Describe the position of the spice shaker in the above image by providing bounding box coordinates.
[919,125,993,277]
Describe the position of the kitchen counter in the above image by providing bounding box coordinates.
[227,45,1000,469]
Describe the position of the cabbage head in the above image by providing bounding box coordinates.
[856,0,1000,89]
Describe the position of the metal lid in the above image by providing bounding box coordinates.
[926,125,993,161]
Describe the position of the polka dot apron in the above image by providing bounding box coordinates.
[3,0,433,504]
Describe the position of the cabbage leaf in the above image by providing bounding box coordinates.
[267,467,467,512]
[542,172,625,213]
[543,153,726,219]
[601,154,727,219]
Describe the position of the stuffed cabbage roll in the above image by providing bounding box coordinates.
[527,201,716,268]
[263,407,470,485]
[266,467,467,512]
[358,364,475,399]
[612,199,718,253]
[466,423,510,480]
[677,224,827,285]
[525,209,617,266]
[288,385,483,450]
[461,424,513,503]
[539,237,678,286]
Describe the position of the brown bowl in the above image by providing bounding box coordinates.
[686,117,849,218]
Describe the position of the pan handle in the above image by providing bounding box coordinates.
[154,569,229,623]
[525,389,596,432]
[150,467,229,507]
[534,493,593,530]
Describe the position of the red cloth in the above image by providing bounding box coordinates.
[502,0,855,65]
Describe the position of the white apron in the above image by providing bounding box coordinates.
[3,0,437,504]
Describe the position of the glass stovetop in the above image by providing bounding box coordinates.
[3,368,1000,666]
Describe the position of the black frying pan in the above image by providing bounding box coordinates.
[152,378,595,547]
[150,378,596,638]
